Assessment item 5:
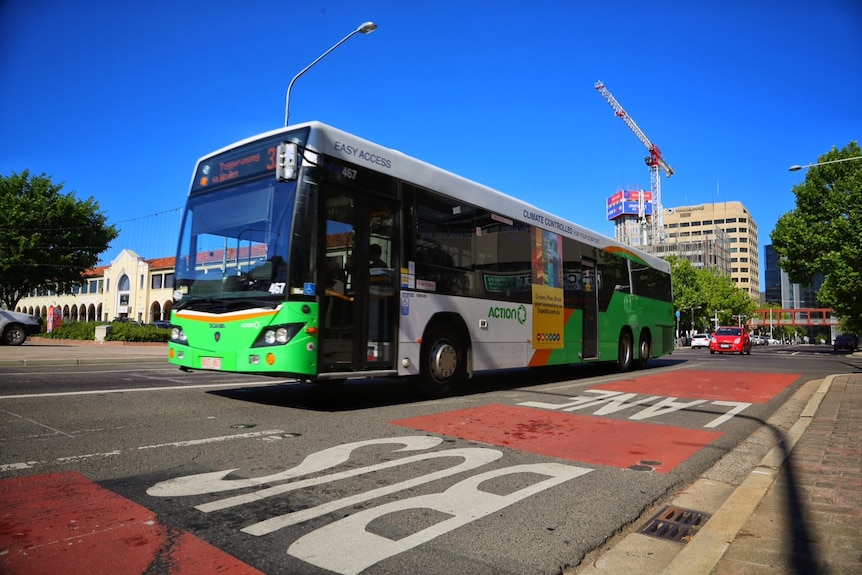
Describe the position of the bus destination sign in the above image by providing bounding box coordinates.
[190,129,310,193]
[193,142,278,192]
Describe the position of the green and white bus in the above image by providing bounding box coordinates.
[168,122,674,395]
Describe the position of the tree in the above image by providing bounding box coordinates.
[771,142,862,334]
[0,171,119,310]
[667,256,707,332]
[668,255,756,333]
[696,267,756,328]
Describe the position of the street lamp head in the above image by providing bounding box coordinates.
[788,155,862,172]
[284,21,379,127]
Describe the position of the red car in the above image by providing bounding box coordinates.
[709,326,751,355]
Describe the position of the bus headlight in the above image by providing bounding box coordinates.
[171,327,188,343]
[276,327,289,343]
[262,328,289,345]
[252,323,304,348]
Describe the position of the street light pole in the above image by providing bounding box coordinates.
[788,155,862,172]
[769,308,773,339]
[284,21,378,127]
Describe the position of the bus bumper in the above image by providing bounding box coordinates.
[167,342,316,377]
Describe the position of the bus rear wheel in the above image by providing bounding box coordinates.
[618,331,634,372]
[420,322,466,398]
[637,336,651,369]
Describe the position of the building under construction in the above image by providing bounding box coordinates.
[608,197,759,298]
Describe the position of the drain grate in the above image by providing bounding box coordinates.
[639,505,710,543]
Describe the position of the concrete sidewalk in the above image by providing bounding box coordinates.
[3,340,860,573]
[0,337,167,367]
[709,372,861,574]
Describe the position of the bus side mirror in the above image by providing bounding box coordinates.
[276,142,298,181]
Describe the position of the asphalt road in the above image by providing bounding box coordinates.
[1,345,857,575]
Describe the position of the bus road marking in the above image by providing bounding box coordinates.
[287,462,591,575]
[520,389,752,429]
[240,447,504,535]
[391,405,721,473]
[146,436,593,574]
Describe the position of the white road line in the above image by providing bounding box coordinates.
[0,407,75,437]
[0,429,289,473]
[0,461,40,471]
[0,380,295,400]
[57,450,122,462]
[538,364,691,393]
[138,430,287,450]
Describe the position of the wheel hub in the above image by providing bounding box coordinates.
[429,341,457,381]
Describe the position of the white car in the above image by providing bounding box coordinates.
[691,333,711,349]
[0,310,42,345]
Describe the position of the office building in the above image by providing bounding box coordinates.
[660,201,760,298]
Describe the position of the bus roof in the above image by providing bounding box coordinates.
[195,121,670,273]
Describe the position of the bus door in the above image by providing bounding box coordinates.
[319,184,398,373]
[581,257,598,359]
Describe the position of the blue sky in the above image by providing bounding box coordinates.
[2,1,861,285]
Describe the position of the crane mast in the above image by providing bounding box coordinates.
[595,80,674,245]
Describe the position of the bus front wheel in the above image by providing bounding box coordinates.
[420,323,466,398]
[618,331,634,372]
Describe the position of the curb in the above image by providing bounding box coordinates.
[0,357,168,367]
[659,375,832,574]
[573,374,835,574]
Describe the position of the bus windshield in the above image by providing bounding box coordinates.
[173,178,296,310]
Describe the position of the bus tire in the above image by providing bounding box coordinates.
[637,333,651,369]
[618,330,634,372]
[420,322,466,398]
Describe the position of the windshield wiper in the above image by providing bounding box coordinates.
[173,295,232,312]
[175,295,280,313]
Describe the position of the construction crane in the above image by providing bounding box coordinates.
[595,80,674,246]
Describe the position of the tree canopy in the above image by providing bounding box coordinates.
[668,256,756,333]
[0,171,119,310]
[771,142,862,334]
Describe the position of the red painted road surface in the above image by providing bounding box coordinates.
[391,405,722,473]
[593,370,799,403]
[391,370,798,473]
[0,471,263,575]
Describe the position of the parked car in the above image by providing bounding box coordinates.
[833,334,858,352]
[709,326,752,355]
[751,335,766,346]
[0,310,43,346]
[150,321,171,329]
[690,333,711,349]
